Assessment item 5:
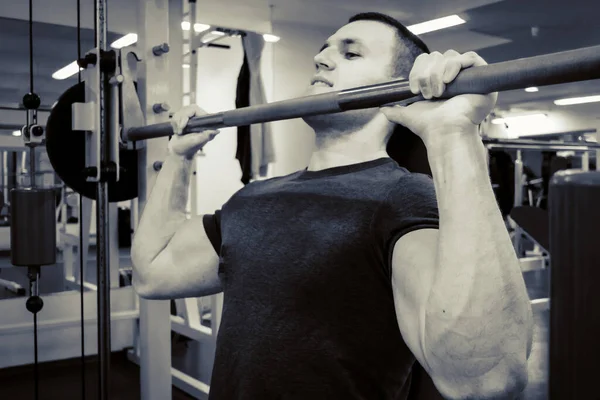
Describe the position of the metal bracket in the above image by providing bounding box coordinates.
[108,74,124,182]
[73,48,101,183]
[119,47,145,148]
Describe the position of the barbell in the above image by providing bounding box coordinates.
[126,44,600,141]
[45,44,600,202]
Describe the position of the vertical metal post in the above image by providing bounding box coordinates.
[109,203,120,288]
[187,0,200,214]
[137,0,174,398]
[95,0,111,399]
[597,130,600,171]
[189,0,197,106]
[581,151,590,171]
[514,150,524,207]
[2,151,7,203]
[29,147,35,187]
[513,150,523,255]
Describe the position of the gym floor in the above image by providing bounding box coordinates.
[0,251,549,400]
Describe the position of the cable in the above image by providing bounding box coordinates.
[26,269,43,400]
[26,2,40,399]
[77,0,86,398]
[28,0,34,94]
[33,311,39,400]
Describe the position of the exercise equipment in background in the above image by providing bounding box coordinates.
[9,2,59,399]
[549,171,600,399]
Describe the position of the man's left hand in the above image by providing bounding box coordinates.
[380,50,498,149]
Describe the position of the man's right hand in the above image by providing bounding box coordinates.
[168,104,220,159]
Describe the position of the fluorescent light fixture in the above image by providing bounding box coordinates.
[52,61,83,80]
[183,64,190,69]
[111,33,138,49]
[407,15,466,35]
[525,87,539,93]
[194,23,211,33]
[201,30,226,43]
[263,34,280,43]
[554,95,600,106]
[491,113,547,125]
[181,21,211,32]
[12,130,21,137]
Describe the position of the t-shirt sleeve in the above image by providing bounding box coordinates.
[374,173,440,278]
[202,210,223,256]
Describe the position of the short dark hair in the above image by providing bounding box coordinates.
[348,12,430,77]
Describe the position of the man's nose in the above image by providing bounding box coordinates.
[314,51,335,71]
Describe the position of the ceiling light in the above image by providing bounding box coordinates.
[263,34,280,43]
[181,21,211,33]
[525,87,539,93]
[194,23,211,33]
[407,15,466,35]
[111,33,138,49]
[12,130,21,137]
[201,31,226,43]
[554,95,600,106]
[491,113,547,125]
[183,64,190,69]
[52,61,83,80]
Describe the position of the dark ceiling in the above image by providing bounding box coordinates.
[0,17,121,109]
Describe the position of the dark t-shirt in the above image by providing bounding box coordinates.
[202,157,440,399]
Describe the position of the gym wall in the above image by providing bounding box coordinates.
[269,21,333,176]
[192,34,248,214]
[191,19,334,214]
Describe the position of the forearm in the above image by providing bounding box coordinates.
[131,152,193,269]
[423,130,532,392]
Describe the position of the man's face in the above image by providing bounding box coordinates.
[306,20,399,95]
[302,20,401,136]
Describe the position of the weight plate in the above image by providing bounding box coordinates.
[45,82,139,202]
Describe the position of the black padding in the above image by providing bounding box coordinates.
[489,150,515,217]
[510,206,549,251]
[548,170,600,400]
[45,82,139,202]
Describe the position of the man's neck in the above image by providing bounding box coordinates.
[307,149,389,172]
[308,129,390,172]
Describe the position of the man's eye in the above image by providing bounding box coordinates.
[345,52,360,59]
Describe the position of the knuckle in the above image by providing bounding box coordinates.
[431,66,444,79]
[464,51,479,59]
[418,75,429,86]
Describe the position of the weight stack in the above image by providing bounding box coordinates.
[10,188,57,266]
[549,170,600,399]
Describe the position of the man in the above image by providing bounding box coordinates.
[132,12,533,400]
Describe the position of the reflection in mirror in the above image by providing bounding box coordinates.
[0,146,136,299]
[0,17,131,299]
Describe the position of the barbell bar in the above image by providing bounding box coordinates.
[125,44,600,142]
[483,138,600,152]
